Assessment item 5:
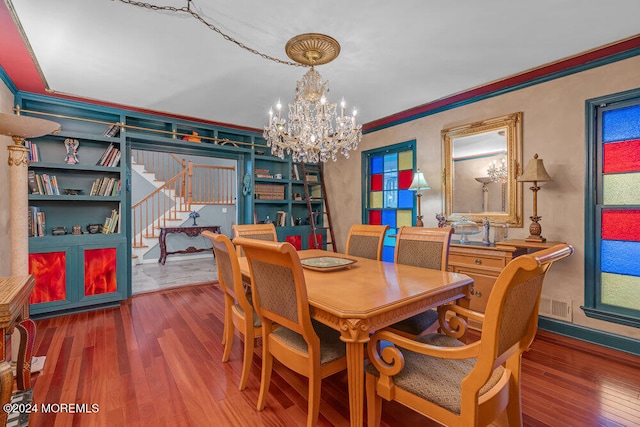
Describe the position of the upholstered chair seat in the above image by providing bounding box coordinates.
[366,334,505,414]
[366,244,574,427]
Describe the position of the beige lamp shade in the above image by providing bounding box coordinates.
[409,169,431,191]
[517,153,552,182]
[0,111,60,142]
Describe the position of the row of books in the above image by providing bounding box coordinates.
[254,183,285,200]
[28,170,60,195]
[25,140,41,162]
[28,206,45,237]
[103,209,120,234]
[90,177,120,197]
[255,168,273,179]
[96,143,121,167]
[276,210,288,227]
[103,124,121,138]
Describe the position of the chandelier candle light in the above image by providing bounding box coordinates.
[264,34,362,163]
[409,169,431,227]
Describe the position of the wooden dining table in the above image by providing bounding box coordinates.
[238,249,474,427]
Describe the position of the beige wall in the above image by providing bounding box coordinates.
[325,55,640,339]
[0,81,13,277]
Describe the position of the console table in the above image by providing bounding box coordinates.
[158,225,221,265]
[0,275,35,426]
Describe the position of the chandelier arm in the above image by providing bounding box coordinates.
[117,0,306,68]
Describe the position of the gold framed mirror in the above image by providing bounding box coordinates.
[442,112,523,226]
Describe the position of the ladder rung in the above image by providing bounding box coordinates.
[309,197,324,201]
[312,211,328,215]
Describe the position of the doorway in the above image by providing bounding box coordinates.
[129,148,237,294]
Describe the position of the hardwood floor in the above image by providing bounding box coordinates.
[27,283,640,427]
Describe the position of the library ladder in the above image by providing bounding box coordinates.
[300,162,337,252]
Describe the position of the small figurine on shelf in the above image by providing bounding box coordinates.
[64,138,79,164]
[436,212,447,228]
[189,210,200,226]
[482,217,491,246]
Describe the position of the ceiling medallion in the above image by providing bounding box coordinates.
[264,33,362,163]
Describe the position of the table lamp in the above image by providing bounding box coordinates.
[409,169,431,227]
[517,153,552,242]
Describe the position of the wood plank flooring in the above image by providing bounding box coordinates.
[26,283,640,427]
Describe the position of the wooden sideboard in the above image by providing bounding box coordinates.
[448,239,564,329]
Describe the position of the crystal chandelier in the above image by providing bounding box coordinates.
[264,34,362,163]
[487,157,508,184]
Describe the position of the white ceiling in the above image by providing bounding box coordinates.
[9,0,640,130]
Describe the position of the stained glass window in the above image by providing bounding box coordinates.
[585,92,640,327]
[363,141,416,262]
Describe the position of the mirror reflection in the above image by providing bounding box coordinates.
[442,112,522,226]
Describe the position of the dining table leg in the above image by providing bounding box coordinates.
[346,340,366,427]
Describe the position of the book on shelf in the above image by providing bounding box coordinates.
[103,124,120,138]
[292,164,300,180]
[34,173,60,195]
[305,174,319,182]
[28,170,40,194]
[276,210,287,227]
[25,140,40,162]
[103,208,119,234]
[29,207,45,237]
[96,143,121,167]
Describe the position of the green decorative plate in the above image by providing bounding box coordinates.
[301,256,357,271]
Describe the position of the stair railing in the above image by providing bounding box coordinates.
[132,162,235,248]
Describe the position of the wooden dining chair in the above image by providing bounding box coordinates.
[387,226,454,338]
[366,244,574,427]
[345,224,389,260]
[202,231,261,391]
[233,237,347,427]
[232,223,278,256]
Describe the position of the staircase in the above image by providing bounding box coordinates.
[131,150,235,262]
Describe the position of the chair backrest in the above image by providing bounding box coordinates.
[345,224,389,260]
[202,231,252,316]
[232,237,315,340]
[394,227,454,270]
[464,244,574,407]
[232,223,278,256]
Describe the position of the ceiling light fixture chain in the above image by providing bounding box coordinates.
[117,0,305,68]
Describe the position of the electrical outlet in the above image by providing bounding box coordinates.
[222,208,227,213]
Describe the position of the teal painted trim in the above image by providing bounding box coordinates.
[360,140,417,225]
[365,48,640,134]
[0,65,18,94]
[584,97,598,308]
[31,300,122,320]
[582,306,640,328]
[538,317,640,357]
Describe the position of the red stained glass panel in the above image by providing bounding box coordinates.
[601,210,640,242]
[308,234,323,249]
[29,252,66,304]
[286,235,302,250]
[370,174,383,191]
[84,248,117,296]
[603,139,640,173]
[398,170,413,189]
[369,210,381,224]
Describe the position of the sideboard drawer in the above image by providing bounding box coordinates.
[449,253,507,269]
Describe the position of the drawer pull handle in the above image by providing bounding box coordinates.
[475,291,482,297]
[475,259,483,265]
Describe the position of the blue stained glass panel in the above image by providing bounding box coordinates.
[382,246,395,263]
[398,190,414,208]
[601,240,640,276]
[384,227,397,247]
[383,153,398,172]
[381,210,397,228]
[603,105,640,142]
[371,156,383,174]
